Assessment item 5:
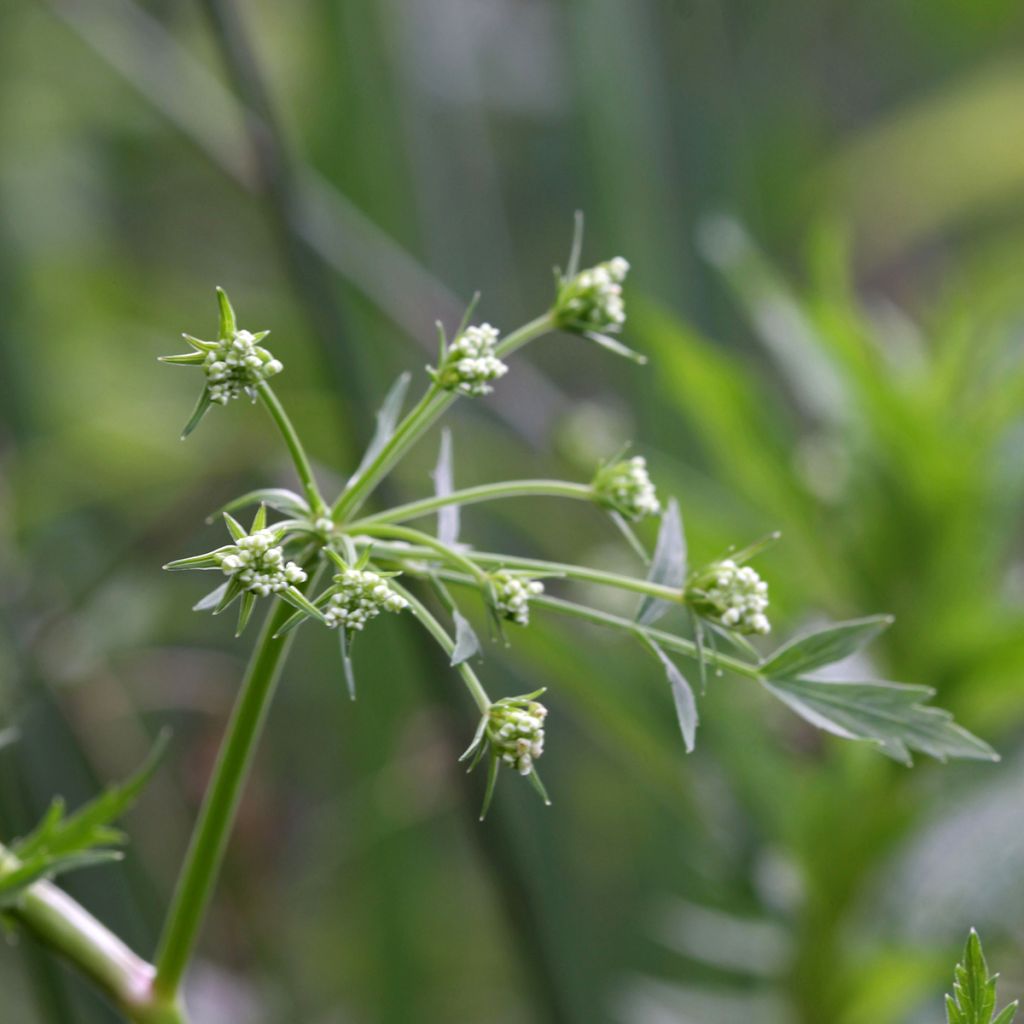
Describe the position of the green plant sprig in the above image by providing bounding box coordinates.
[0,224,1002,1023]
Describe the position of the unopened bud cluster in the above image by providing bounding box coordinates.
[204,330,283,405]
[687,559,770,635]
[218,530,306,597]
[432,324,508,396]
[323,567,409,631]
[593,455,660,521]
[557,257,629,333]
[492,572,544,627]
[489,699,547,776]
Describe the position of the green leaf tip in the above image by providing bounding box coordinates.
[215,286,237,340]
[945,929,1018,1024]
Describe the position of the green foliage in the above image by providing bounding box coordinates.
[0,733,168,910]
[946,930,1018,1024]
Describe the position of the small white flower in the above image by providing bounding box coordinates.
[489,698,547,776]
[431,323,508,396]
[687,558,771,635]
[593,455,661,521]
[556,257,630,333]
[323,566,409,631]
[491,572,544,627]
[203,329,283,405]
[213,527,306,597]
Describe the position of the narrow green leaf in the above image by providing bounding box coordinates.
[180,389,213,439]
[193,582,229,612]
[216,488,310,520]
[282,586,328,624]
[645,638,698,752]
[637,498,685,626]
[583,330,647,365]
[527,768,552,806]
[759,615,894,678]
[762,677,999,765]
[339,629,357,701]
[163,552,223,571]
[212,577,244,615]
[235,593,256,637]
[215,286,236,339]
[348,372,412,485]
[432,429,459,547]
[250,504,267,533]
[451,610,481,666]
[566,209,584,280]
[222,512,247,542]
[609,511,651,565]
[478,754,500,821]
[158,352,205,365]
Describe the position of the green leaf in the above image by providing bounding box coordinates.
[759,615,894,678]
[1,734,169,908]
[348,372,412,485]
[180,389,213,440]
[645,637,698,753]
[450,610,481,667]
[761,676,999,766]
[432,429,459,547]
[0,727,19,752]
[582,330,647,365]
[339,629,357,701]
[193,582,229,612]
[235,592,256,637]
[222,512,247,542]
[636,498,685,626]
[215,286,237,339]
[216,488,311,520]
[945,929,1018,1024]
[281,586,328,625]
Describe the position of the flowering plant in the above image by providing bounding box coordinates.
[0,221,999,1023]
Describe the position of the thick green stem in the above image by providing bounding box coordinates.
[332,312,556,521]
[347,480,595,530]
[258,382,327,515]
[0,844,188,1023]
[153,589,307,999]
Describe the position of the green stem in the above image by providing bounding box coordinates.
[332,312,556,521]
[0,845,187,1022]
[391,565,760,680]
[153,575,314,999]
[356,524,490,584]
[356,539,682,604]
[257,382,327,515]
[347,480,595,530]
[389,581,492,714]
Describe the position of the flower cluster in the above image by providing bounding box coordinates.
[488,698,547,776]
[593,455,661,521]
[556,257,629,333]
[323,566,409,631]
[217,528,306,597]
[431,323,508,396]
[491,572,544,627]
[687,559,770,635]
[202,329,283,405]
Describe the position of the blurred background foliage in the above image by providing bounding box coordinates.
[2,1,1024,1022]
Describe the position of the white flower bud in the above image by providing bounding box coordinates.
[687,559,771,635]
